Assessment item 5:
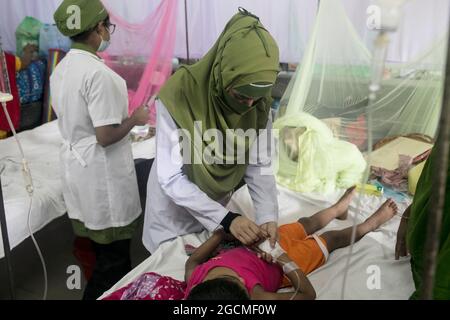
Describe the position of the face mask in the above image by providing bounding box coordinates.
[222,90,252,115]
[97,34,110,52]
[222,88,264,115]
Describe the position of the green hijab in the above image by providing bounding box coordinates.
[159,8,280,201]
[407,138,450,299]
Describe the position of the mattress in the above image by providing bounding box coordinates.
[0,121,155,258]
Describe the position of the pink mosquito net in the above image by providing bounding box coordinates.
[100,0,177,126]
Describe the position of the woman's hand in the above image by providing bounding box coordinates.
[230,216,264,246]
[256,251,274,264]
[96,105,149,147]
[395,216,409,260]
[260,221,279,248]
[395,206,411,260]
[131,105,150,126]
[254,250,292,265]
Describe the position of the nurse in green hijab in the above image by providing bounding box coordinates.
[52,0,149,300]
[395,137,450,299]
[142,8,281,253]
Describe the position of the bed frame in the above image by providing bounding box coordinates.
[0,157,153,300]
[0,175,15,299]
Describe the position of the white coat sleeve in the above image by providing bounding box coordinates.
[86,69,124,128]
[155,100,228,232]
[244,112,279,225]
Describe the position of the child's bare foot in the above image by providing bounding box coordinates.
[364,199,397,231]
[333,186,356,220]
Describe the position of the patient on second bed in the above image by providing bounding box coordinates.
[184,187,398,300]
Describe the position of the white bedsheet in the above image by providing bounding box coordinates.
[0,121,155,258]
[100,185,415,300]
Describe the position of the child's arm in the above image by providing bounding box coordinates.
[184,229,226,282]
[252,253,316,300]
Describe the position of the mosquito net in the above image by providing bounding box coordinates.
[274,0,446,193]
[100,0,177,126]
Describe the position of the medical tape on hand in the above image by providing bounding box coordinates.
[282,261,300,274]
[258,239,285,260]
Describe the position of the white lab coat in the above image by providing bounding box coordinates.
[50,49,141,230]
[142,100,279,253]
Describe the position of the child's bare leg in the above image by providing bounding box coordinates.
[299,187,356,235]
[321,199,398,253]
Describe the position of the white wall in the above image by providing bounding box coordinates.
[0,0,448,63]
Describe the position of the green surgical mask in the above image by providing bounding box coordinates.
[222,89,258,115]
[234,82,273,98]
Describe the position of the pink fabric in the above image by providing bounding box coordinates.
[344,115,367,149]
[371,154,414,191]
[413,149,432,164]
[102,272,186,300]
[100,0,177,126]
[184,247,283,298]
[371,145,432,192]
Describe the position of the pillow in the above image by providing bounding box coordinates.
[408,161,426,195]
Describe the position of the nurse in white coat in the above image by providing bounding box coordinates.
[51,0,149,300]
[143,9,280,254]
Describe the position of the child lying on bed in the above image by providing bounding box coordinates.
[184,187,398,300]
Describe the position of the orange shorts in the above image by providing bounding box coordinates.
[278,222,329,277]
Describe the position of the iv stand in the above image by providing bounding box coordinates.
[0,95,16,301]
[0,37,16,300]
[184,0,190,63]
[341,0,404,299]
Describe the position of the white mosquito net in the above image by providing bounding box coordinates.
[273,0,446,194]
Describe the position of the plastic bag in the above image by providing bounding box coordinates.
[39,24,71,57]
[274,112,367,193]
[16,16,44,57]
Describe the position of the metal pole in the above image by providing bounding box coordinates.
[0,35,15,300]
[184,0,190,63]
[420,20,450,299]
[0,175,16,300]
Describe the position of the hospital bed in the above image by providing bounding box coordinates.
[0,120,155,259]
[100,185,415,300]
